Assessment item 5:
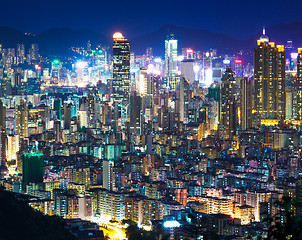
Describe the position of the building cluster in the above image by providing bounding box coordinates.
[0,29,302,240]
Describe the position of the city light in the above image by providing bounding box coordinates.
[163,220,181,228]
[193,65,200,72]
[154,57,162,63]
[1,17,301,240]
[177,55,184,61]
[291,52,299,59]
[113,32,124,39]
[205,68,213,86]
[223,59,231,65]
[235,59,243,64]
[76,61,87,68]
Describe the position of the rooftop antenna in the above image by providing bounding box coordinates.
[263,25,266,36]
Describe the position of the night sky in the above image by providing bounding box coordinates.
[1,0,302,39]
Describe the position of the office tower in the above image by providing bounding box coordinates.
[112,32,131,122]
[22,152,44,189]
[15,100,28,139]
[0,100,6,130]
[138,67,148,96]
[63,103,71,129]
[165,34,178,78]
[130,92,142,135]
[179,77,190,122]
[103,159,115,191]
[146,47,153,64]
[240,77,253,130]
[53,99,62,120]
[285,86,294,119]
[296,48,302,120]
[181,58,194,83]
[54,120,61,142]
[220,67,237,140]
[78,97,88,128]
[202,51,213,86]
[168,76,181,91]
[254,31,286,125]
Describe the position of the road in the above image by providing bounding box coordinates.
[98,223,127,240]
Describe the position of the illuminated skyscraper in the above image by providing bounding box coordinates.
[220,67,237,140]
[240,77,253,130]
[30,43,39,61]
[103,159,115,191]
[112,32,131,121]
[254,30,285,125]
[16,44,25,64]
[53,99,62,120]
[0,100,6,130]
[165,34,178,78]
[296,48,302,120]
[130,91,142,135]
[15,100,28,139]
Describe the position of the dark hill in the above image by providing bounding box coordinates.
[0,188,77,240]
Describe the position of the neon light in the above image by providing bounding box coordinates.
[235,59,242,64]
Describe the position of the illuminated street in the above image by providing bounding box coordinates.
[98,223,127,240]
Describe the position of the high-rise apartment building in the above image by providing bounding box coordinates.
[240,77,253,130]
[0,100,6,130]
[254,31,285,125]
[15,100,29,139]
[112,32,130,122]
[220,67,237,140]
[296,48,302,120]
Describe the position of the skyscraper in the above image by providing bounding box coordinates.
[165,34,178,78]
[254,30,285,125]
[240,77,253,130]
[112,32,131,122]
[130,92,142,135]
[220,67,237,140]
[15,100,28,139]
[296,48,302,120]
[30,43,39,62]
[53,99,62,120]
[0,100,6,130]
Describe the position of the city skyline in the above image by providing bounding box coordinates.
[1,7,302,240]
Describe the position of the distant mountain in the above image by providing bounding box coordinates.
[130,22,302,56]
[0,23,301,57]
[129,24,246,55]
[36,28,110,57]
